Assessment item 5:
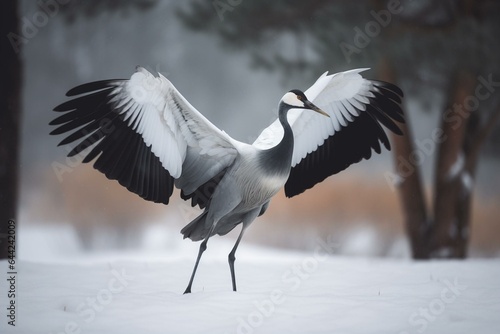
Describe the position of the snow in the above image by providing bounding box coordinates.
[461,172,473,193]
[2,255,499,334]
[446,152,465,180]
[2,226,500,334]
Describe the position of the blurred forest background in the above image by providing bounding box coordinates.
[2,0,499,259]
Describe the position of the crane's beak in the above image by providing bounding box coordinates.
[305,100,330,118]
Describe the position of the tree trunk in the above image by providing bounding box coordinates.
[431,70,475,258]
[378,58,430,259]
[0,1,21,259]
[456,101,500,257]
[454,110,480,258]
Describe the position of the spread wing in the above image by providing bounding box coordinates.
[253,68,404,197]
[51,67,238,206]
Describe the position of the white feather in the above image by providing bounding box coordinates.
[253,68,376,167]
[282,92,305,107]
[111,67,237,182]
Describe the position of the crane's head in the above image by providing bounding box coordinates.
[281,89,329,117]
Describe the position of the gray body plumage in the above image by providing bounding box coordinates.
[181,108,294,241]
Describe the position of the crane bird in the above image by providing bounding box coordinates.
[51,66,404,293]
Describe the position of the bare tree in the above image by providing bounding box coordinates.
[0,1,21,259]
[385,2,500,258]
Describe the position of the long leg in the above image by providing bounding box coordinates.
[228,224,248,292]
[184,223,217,294]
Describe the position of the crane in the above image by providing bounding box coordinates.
[51,67,404,293]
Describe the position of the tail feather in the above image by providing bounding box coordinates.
[181,211,210,241]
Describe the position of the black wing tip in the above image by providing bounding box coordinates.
[89,120,174,206]
[392,125,404,136]
[52,77,174,206]
[372,80,404,98]
[49,128,60,136]
[370,81,406,135]
[65,79,124,97]
[284,183,307,198]
[284,79,405,197]
[53,102,70,112]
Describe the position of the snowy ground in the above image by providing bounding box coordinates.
[1,225,499,334]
